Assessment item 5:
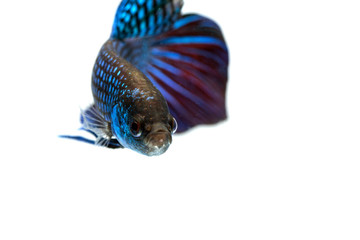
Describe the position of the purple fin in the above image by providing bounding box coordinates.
[140,14,228,132]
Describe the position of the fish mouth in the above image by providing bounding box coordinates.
[145,129,172,156]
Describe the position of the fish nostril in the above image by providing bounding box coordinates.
[148,133,171,148]
[153,137,165,147]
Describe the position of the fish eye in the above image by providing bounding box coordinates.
[130,121,142,137]
[169,117,178,134]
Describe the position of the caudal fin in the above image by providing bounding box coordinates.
[110,1,229,133]
[140,14,229,132]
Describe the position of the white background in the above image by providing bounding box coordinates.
[1,0,360,239]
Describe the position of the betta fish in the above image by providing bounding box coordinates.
[61,0,229,156]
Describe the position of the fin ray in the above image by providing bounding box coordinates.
[148,58,221,115]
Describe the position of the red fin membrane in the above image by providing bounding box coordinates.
[144,14,229,132]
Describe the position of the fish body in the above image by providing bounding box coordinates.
[90,39,176,155]
[62,0,229,156]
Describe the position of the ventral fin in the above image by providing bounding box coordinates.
[80,104,122,148]
[59,104,123,149]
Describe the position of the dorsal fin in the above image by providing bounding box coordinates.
[111,0,184,39]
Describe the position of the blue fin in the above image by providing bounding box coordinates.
[112,14,229,132]
[59,135,96,145]
[59,135,123,149]
[111,0,184,39]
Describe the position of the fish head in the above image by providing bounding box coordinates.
[111,100,177,156]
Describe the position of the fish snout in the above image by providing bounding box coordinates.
[146,128,172,156]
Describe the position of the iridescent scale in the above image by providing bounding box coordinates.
[91,40,162,122]
[91,41,128,122]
